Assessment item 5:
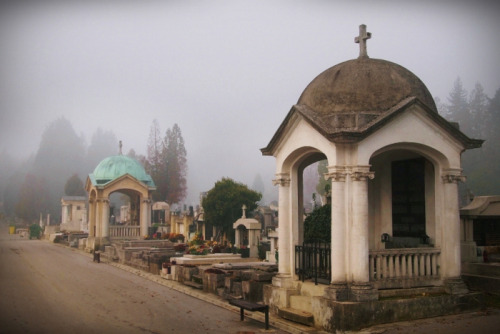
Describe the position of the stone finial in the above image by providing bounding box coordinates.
[242,204,247,218]
[355,24,371,58]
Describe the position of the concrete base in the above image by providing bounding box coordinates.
[317,292,484,332]
[323,282,349,301]
[350,282,379,301]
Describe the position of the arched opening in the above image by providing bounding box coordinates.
[282,148,329,282]
[369,144,446,251]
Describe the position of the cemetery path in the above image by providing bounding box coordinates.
[0,231,289,334]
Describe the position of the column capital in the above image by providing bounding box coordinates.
[441,168,466,184]
[273,173,291,187]
[325,166,348,182]
[351,166,375,181]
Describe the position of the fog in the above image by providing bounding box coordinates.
[1,0,499,205]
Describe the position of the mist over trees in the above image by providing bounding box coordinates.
[1,77,499,225]
[146,121,188,205]
[439,78,500,201]
[0,117,142,223]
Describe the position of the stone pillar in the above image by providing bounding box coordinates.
[272,173,294,287]
[441,169,468,294]
[88,199,95,237]
[350,166,378,301]
[235,228,240,247]
[61,204,68,224]
[95,199,102,238]
[141,198,151,238]
[101,199,109,237]
[324,167,349,301]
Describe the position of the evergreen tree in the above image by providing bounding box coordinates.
[446,78,472,136]
[86,128,118,174]
[33,117,86,216]
[15,174,50,222]
[315,160,329,197]
[252,173,265,197]
[64,174,86,196]
[202,178,262,242]
[468,83,489,138]
[163,123,187,204]
[146,120,167,201]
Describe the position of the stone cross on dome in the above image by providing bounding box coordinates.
[242,204,247,218]
[355,24,371,58]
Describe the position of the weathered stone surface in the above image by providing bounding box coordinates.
[318,292,484,332]
[242,281,266,302]
[251,271,275,282]
[203,272,225,293]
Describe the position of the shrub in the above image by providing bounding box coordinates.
[304,204,331,243]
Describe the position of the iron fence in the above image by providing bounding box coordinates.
[295,242,331,285]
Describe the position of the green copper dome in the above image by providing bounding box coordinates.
[89,155,155,187]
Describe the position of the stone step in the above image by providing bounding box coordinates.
[184,280,203,290]
[462,274,500,295]
[462,263,500,277]
[289,295,312,313]
[278,307,314,327]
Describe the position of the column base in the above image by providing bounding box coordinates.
[272,274,295,289]
[444,277,469,295]
[350,282,379,302]
[324,282,349,301]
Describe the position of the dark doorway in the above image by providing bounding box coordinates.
[392,158,426,238]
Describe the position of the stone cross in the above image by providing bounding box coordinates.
[119,140,123,155]
[355,24,371,58]
[242,204,247,218]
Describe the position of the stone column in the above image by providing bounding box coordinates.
[350,166,378,301]
[95,199,102,238]
[324,167,349,300]
[61,204,68,224]
[272,173,293,287]
[235,228,240,247]
[441,169,469,294]
[88,199,95,237]
[101,199,110,238]
[140,198,151,238]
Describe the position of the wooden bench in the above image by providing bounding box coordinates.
[228,299,269,330]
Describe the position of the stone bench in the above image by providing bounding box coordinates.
[228,299,269,330]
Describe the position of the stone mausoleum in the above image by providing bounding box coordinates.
[85,147,156,251]
[261,25,484,332]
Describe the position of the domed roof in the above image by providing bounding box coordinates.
[91,155,155,186]
[298,57,437,115]
[261,25,483,155]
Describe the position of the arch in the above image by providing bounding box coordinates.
[86,158,155,251]
[274,145,329,280]
[371,142,451,170]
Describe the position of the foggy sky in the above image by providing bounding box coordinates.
[1,0,499,205]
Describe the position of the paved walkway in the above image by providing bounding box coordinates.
[97,249,500,334]
[6,228,500,333]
